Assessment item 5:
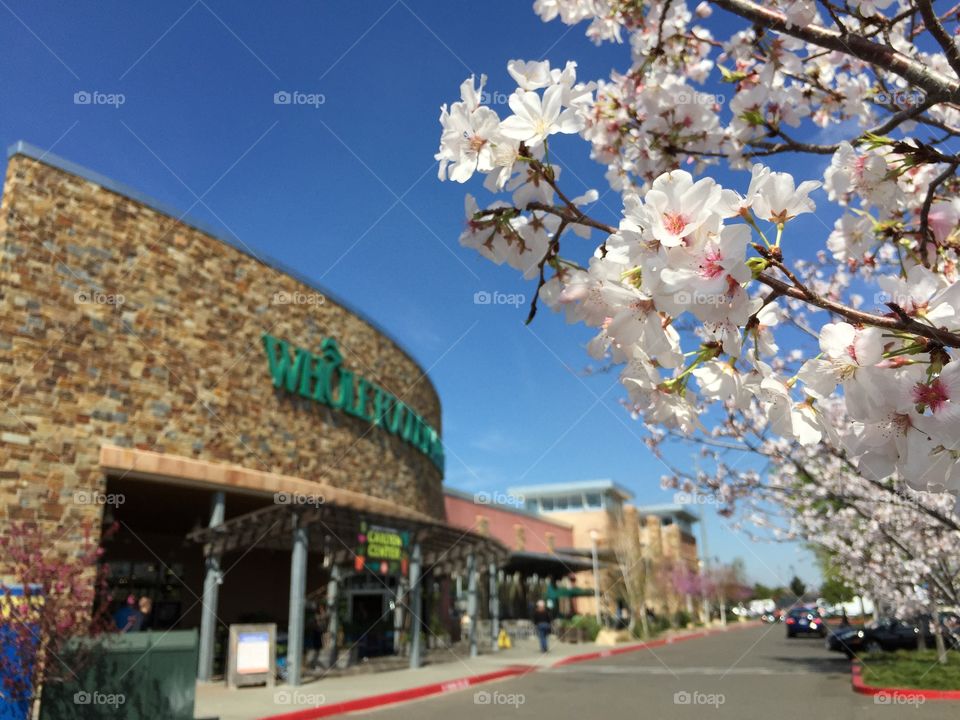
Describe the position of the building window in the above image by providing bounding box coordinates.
[568,494,583,509]
[541,497,554,511]
[555,496,568,510]
[525,498,539,512]
[585,493,602,508]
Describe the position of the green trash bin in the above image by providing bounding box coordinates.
[38,630,198,720]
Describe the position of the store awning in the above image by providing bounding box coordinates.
[501,550,596,579]
[546,585,594,600]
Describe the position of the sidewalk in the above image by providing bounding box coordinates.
[195,622,758,720]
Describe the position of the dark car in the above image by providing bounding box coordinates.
[826,617,921,657]
[785,607,826,638]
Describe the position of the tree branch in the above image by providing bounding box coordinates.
[710,0,960,103]
[917,0,960,80]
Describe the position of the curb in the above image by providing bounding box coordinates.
[851,662,960,701]
[258,665,537,720]
[259,622,759,720]
[550,621,759,668]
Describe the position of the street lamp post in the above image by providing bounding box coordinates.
[589,529,601,626]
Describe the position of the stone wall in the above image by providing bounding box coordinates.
[0,151,445,566]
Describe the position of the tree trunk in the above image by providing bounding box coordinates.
[640,608,650,639]
[927,587,947,664]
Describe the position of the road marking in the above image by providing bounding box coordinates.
[548,665,819,676]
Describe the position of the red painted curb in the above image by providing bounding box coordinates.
[257,665,538,720]
[550,621,759,668]
[851,662,960,701]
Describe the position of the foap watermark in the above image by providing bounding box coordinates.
[474,490,525,507]
[676,90,724,106]
[873,291,914,309]
[480,89,510,106]
[272,290,326,306]
[74,289,125,306]
[673,491,718,506]
[74,90,125,108]
[874,90,926,107]
[474,290,525,307]
[474,690,525,708]
[73,691,125,709]
[274,690,326,706]
[274,90,326,108]
[673,690,725,707]
[874,691,925,707]
[274,491,325,507]
[74,490,125,507]
[675,290,727,307]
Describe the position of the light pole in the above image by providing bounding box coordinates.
[589,529,602,626]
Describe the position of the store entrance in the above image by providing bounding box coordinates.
[344,576,397,659]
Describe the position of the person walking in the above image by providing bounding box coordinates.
[533,600,551,653]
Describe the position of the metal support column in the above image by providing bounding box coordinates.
[467,552,479,658]
[325,563,341,668]
[286,513,309,686]
[489,562,500,653]
[198,491,225,682]
[393,577,407,654]
[408,543,423,669]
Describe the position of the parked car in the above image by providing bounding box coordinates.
[826,617,921,657]
[785,607,826,638]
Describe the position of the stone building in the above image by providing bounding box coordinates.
[0,141,502,685]
[509,480,701,619]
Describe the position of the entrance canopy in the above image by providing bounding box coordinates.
[187,499,507,572]
[502,550,596,579]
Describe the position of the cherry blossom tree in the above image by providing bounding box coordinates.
[435,0,960,498]
[435,1,960,658]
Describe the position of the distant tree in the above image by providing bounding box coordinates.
[751,582,774,600]
[788,576,807,599]
[609,511,650,638]
[810,546,854,605]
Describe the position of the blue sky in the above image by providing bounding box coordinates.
[0,0,822,587]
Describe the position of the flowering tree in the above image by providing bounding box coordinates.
[435,0,960,498]
[654,398,960,610]
[0,522,113,717]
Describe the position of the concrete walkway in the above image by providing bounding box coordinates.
[194,623,755,720]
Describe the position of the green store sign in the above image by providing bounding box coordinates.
[262,334,444,470]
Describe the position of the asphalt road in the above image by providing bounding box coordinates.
[358,624,957,719]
